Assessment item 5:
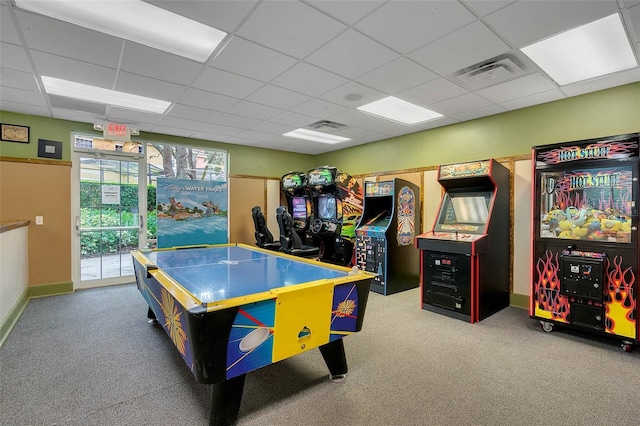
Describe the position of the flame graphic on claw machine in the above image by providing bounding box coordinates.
[604,256,636,338]
[534,250,569,322]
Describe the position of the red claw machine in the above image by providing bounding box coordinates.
[531,133,640,351]
[416,159,510,323]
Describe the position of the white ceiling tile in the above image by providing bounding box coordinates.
[293,98,348,119]
[326,109,376,127]
[332,126,387,142]
[120,42,203,85]
[485,0,621,47]
[167,104,220,123]
[558,68,640,97]
[500,88,566,111]
[355,1,477,54]
[0,100,49,116]
[1,42,33,73]
[319,81,386,108]
[236,1,346,58]
[14,10,122,67]
[359,117,415,135]
[305,29,399,79]
[51,107,104,123]
[198,122,243,136]
[246,85,310,110]
[398,78,468,106]
[178,88,239,113]
[31,51,116,88]
[236,129,281,142]
[226,100,283,121]
[429,93,494,116]
[209,113,261,129]
[0,68,38,92]
[460,1,517,17]
[356,57,439,95]
[409,21,511,75]
[107,107,163,126]
[412,116,460,132]
[1,5,22,45]
[628,4,640,42]
[192,67,263,99]
[451,103,507,121]
[272,62,348,97]
[144,0,258,33]
[270,110,318,127]
[150,125,195,138]
[0,85,46,106]
[249,121,294,135]
[157,116,207,131]
[116,72,186,102]
[306,1,385,25]
[476,73,557,103]
[211,37,297,82]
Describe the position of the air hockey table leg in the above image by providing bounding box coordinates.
[318,338,348,381]
[209,373,246,426]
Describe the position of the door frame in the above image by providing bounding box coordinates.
[71,133,147,289]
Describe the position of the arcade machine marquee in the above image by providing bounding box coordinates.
[416,159,510,323]
[531,133,640,351]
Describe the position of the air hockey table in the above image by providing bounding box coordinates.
[131,243,375,425]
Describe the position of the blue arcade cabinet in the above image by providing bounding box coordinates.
[355,178,421,295]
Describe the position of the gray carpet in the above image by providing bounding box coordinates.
[2,283,640,426]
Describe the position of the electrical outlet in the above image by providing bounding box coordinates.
[35,216,43,225]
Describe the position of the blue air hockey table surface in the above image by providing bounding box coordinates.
[131,243,375,426]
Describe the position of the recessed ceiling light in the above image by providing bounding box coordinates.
[357,96,443,125]
[14,0,227,63]
[283,128,351,144]
[520,13,638,86]
[41,76,171,114]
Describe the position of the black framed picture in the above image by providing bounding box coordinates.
[1,123,30,143]
[38,139,63,159]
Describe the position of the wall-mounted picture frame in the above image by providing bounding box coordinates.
[1,123,30,143]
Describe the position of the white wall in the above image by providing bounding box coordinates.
[0,225,29,325]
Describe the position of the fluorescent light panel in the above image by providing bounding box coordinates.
[41,76,171,114]
[283,129,351,144]
[15,0,227,63]
[357,96,443,125]
[521,13,638,86]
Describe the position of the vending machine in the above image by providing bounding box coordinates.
[355,178,420,295]
[416,159,510,323]
[531,133,640,351]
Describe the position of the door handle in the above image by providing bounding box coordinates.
[139,215,144,231]
[75,216,80,231]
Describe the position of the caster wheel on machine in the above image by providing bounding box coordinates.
[540,321,554,333]
[621,343,633,353]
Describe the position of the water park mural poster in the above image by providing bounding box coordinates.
[156,178,228,248]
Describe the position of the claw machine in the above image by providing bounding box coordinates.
[531,133,640,351]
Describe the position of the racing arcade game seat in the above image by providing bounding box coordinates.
[251,206,281,251]
[276,206,320,258]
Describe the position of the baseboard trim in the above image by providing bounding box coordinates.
[0,287,29,348]
[28,281,74,298]
[510,293,529,310]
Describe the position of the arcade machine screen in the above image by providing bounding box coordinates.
[291,196,307,220]
[318,197,337,221]
[435,191,491,233]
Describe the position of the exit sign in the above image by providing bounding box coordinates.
[103,122,131,142]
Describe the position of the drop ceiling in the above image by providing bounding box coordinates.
[1,0,639,155]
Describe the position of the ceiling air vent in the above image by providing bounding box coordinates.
[452,54,527,90]
[305,120,347,131]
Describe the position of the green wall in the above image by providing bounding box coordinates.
[0,111,315,177]
[316,82,640,175]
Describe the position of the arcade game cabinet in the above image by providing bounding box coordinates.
[306,166,363,266]
[416,159,510,323]
[355,178,421,295]
[281,171,315,246]
[531,133,640,351]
